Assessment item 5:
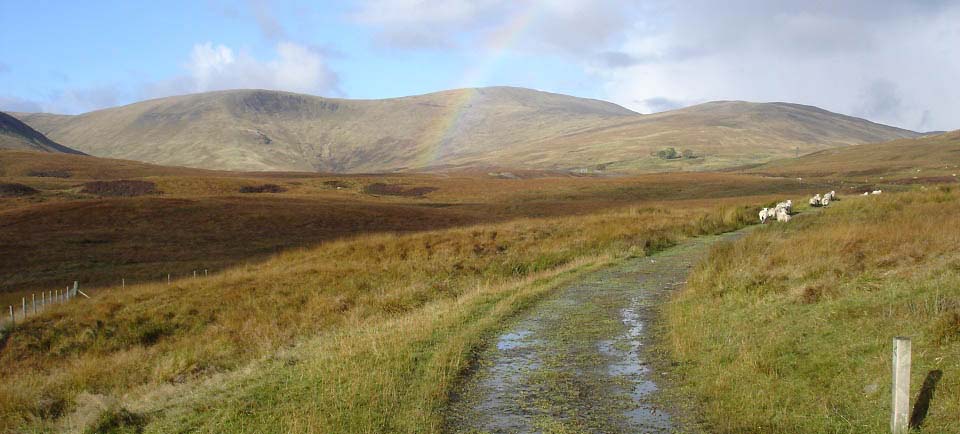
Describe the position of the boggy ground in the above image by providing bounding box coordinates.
[0,149,819,306]
[445,228,751,433]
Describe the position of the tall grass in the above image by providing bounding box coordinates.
[665,187,960,433]
[0,201,755,432]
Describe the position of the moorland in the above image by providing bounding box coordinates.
[0,87,957,433]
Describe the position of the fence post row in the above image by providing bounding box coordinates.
[891,337,911,433]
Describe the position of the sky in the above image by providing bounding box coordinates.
[0,0,958,131]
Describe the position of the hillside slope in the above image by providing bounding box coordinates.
[746,129,960,180]
[666,189,960,432]
[14,88,918,173]
[466,100,920,172]
[0,111,84,154]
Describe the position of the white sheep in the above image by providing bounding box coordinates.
[809,194,822,207]
[763,208,775,223]
[759,208,769,224]
[776,207,792,222]
[863,192,870,196]
[821,195,831,206]
[872,190,882,195]
[782,200,793,214]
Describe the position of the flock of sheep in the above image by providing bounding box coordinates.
[808,190,837,207]
[759,199,793,223]
[760,189,881,224]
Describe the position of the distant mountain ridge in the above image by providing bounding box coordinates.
[0,111,84,155]
[13,87,919,173]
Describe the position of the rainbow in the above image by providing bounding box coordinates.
[413,4,538,169]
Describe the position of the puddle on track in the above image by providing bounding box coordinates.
[445,230,750,433]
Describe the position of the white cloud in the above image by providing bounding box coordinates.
[2,41,340,115]
[352,0,638,52]
[353,0,502,48]
[145,41,340,97]
[354,0,960,132]
[594,0,960,131]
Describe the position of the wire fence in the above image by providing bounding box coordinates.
[2,269,210,328]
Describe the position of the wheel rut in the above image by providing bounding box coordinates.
[444,229,751,433]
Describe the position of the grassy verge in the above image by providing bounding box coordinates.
[1,200,756,432]
[665,187,960,433]
[143,255,608,433]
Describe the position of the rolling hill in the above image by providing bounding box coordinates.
[13,87,919,173]
[745,129,960,180]
[0,111,84,154]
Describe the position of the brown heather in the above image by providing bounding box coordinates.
[1,198,756,432]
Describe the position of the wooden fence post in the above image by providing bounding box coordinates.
[167,273,171,285]
[32,294,36,314]
[122,278,125,289]
[193,270,197,278]
[22,298,26,318]
[41,291,45,308]
[8,305,13,325]
[892,337,911,433]
[204,269,208,277]
[73,281,78,297]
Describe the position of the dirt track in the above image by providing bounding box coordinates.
[445,229,750,433]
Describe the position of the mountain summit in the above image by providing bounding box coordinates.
[14,87,918,173]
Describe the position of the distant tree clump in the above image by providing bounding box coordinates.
[27,170,72,178]
[0,182,40,197]
[363,183,437,197]
[239,184,287,193]
[81,180,158,197]
[656,147,680,160]
[682,149,698,159]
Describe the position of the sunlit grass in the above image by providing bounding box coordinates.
[0,200,756,432]
[665,187,960,433]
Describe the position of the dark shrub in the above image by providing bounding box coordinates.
[363,183,438,197]
[656,147,681,160]
[85,406,146,434]
[0,183,40,197]
[239,184,287,193]
[27,169,72,178]
[81,180,157,197]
